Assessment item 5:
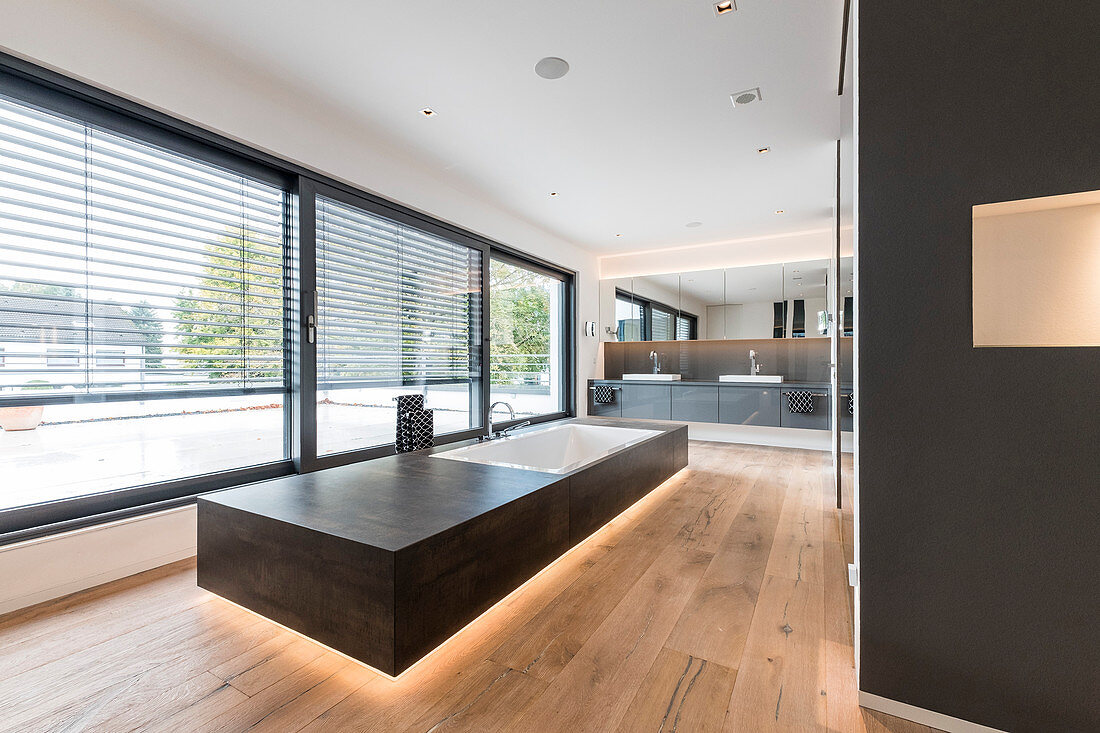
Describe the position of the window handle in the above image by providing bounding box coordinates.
[306,314,316,344]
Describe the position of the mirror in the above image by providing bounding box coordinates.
[601,258,832,341]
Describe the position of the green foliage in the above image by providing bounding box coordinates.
[2,282,76,297]
[489,261,551,386]
[126,301,164,369]
[174,229,282,383]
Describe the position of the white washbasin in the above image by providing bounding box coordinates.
[622,373,682,381]
[718,374,784,384]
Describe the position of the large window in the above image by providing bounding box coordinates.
[314,195,482,456]
[0,57,574,538]
[0,92,289,516]
[489,257,567,421]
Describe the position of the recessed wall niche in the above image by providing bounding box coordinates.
[973,190,1100,347]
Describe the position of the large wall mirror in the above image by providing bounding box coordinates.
[602,258,851,341]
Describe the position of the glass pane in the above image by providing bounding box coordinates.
[615,296,643,341]
[651,308,674,340]
[0,93,289,511]
[489,259,565,420]
[315,196,482,456]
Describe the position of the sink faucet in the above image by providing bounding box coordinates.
[750,349,762,375]
[649,350,661,374]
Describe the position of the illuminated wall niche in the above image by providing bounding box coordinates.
[973,190,1100,347]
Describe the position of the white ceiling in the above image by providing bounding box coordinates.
[112,0,844,255]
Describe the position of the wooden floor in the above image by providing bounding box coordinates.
[0,441,939,732]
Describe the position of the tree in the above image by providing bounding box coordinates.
[1,282,76,297]
[126,301,164,368]
[489,261,551,387]
[175,229,282,384]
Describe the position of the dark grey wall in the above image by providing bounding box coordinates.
[859,4,1099,732]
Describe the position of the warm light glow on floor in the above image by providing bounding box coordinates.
[207,466,691,682]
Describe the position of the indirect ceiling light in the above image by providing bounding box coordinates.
[714,1,736,15]
[757,146,770,154]
[686,221,703,228]
[420,107,436,117]
[730,87,762,107]
[535,57,570,80]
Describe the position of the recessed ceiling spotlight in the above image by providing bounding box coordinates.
[535,57,570,80]
[686,221,703,228]
[549,192,559,197]
[714,1,736,15]
[615,233,623,237]
[730,87,762,108]
[775,209,785,214]
[757,146,770,154]
[420,107,436,117]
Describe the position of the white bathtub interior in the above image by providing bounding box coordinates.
[431,423,662,474]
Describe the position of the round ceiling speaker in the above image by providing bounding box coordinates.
[535,57,570,80]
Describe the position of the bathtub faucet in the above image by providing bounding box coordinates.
[495,421,532,439]
[485,401,515,440]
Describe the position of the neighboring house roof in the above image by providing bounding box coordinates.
[0,293,146,346]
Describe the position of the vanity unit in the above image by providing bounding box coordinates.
[589,378,852,431]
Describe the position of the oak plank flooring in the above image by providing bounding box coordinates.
[0,441,940,733]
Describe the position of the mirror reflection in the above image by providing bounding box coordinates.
[603,258,841,341]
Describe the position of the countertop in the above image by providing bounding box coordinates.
[200,417,683,552]
[590,378,852,390]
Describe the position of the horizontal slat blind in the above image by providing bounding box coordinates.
[316,196,481,390]
[0,94,287,399]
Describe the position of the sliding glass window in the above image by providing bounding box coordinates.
[0,92,290,515]
[489,256,567,421]
[314,195,482,456]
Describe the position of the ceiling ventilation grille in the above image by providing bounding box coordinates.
[730,87,763,107]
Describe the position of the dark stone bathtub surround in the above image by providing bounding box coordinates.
[198,418,687,676]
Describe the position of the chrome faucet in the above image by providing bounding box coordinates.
[649,350,661,374]
[486,401,527,440]
[750,349,762,375]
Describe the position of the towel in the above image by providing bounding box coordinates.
[848,393,854,416]
[786,390,815,414]
[593,385,616,404]
[396,408,434,453]
[394,394,429,452]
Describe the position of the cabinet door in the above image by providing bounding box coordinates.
[719,387,781,426]
[672,385,718,423]
[779,390,831,430]
[588,384,622,417]
[620,383,672,420]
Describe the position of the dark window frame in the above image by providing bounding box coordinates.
[0,52,576,542]
[614,288,697,342]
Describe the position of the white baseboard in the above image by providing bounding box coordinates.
[0,505,197,616]
[860,691,1008,733]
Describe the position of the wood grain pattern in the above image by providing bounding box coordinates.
[0,441,941,733]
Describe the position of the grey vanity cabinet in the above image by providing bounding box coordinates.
[779,388,831,430]
[719,386,781,426]
[672,384,719,423]
[620,383,672,420]
[587,383,622,417]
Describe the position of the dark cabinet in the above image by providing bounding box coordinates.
[779,389,831,430]
[719,387,781,426]
[672,384,719,423]
[587,383,622,417]
[620,383,672,420]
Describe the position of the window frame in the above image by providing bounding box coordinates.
[487,251,574,430]
[0,53,577,542]
[614,288,697,342]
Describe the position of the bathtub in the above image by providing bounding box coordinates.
[432,423,662,474]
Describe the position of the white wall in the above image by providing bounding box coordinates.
[599,228,837,279]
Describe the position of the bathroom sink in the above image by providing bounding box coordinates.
[622,373,682,381]
[718,374,784,384]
